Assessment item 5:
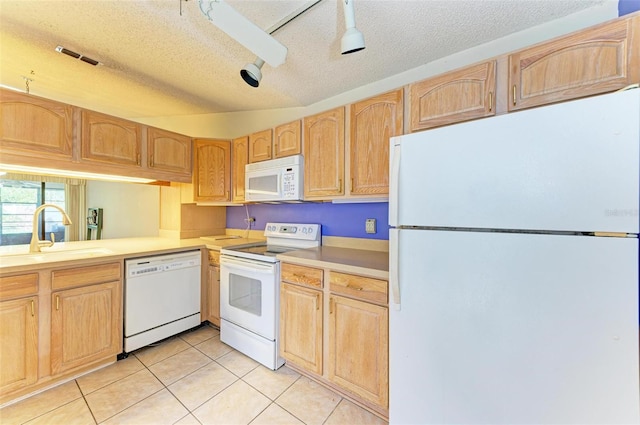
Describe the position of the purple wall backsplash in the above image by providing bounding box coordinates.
[619,0,640,15]
[226,202,389,240]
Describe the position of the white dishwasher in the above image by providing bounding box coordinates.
[124,250,201,353]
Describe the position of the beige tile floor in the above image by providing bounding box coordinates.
[0,325,388,425]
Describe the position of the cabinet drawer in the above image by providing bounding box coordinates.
[281,263,323,288]
[208,250,220,266]
[329,272,387,305]
[52,262,121,290]
[0,274,38,300]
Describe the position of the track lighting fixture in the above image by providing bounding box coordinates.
[341,0,365,54]
[241,57,264,88]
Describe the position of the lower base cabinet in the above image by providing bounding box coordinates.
[51,280,121,375]
[0,296,38,394]
[279,282,323,375]
[328,294,388,408]
[205,250,221,327]
[279,262,389,417]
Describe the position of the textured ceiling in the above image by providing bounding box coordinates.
[0,0,607,119]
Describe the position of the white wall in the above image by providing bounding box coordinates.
[136,2,618,139]
[86,181,159,239]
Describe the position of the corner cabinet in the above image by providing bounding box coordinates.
[349,89,403,196]
[303,107,345,199]
[509,14,640,111]
[193,139,231,202]
[0,273,39,395]
[80,109,142,167]
[50,262,122,375]
[410,60,496,131]
[232,136,249,203]
[147,127,192,179]
[0,89,73,160]
[274,120,301,158]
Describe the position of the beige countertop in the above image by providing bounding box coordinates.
[277,246,389,280]
[0,236,264,273]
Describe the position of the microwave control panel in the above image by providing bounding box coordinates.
[282,168,299,199]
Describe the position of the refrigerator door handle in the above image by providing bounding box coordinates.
[389,138,401,227]
[389,228,400,310]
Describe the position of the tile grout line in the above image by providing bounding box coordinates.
[73,379,99,425]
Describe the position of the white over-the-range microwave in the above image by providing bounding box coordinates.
[245,154,303,202]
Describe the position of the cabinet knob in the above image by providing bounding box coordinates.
[489,91,493,112]
[512,85,517,106]
[55,295,60,311]
[31,299,35,317]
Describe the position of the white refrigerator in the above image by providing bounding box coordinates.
[388,89,640,424]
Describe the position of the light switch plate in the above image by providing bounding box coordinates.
[365,218,376,234]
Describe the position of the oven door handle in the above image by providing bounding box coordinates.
[220,256,276,272]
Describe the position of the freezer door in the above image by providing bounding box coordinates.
[389,229,639,425]
[389,89,639,233]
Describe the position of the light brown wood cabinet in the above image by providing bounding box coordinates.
[232,136,249,202]
[350,90,403,196]
[279,263,324,375]
[80,109,142,167]
[274,120,301,158]
[0,296,38,394]
[193,139,231,202]
[248,129,273,163]
[509,14,640,112]
[279,262,389,416]
[147,127,192,177]
[205,250,221,327]
[50,262,122,375]
[328,272,388,408]
[303,107,345,199]
[280,282,323,375]
[410,61,496,132]
[0,89,73,160]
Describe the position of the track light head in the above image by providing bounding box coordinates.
[241,57,265,87]
[340,0,365,55]
[341,27,365,54]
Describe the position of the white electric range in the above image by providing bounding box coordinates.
[219,223,321,369]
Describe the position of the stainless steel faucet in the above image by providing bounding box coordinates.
[29,204,73,253]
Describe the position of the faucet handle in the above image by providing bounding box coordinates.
[50,233,56,245]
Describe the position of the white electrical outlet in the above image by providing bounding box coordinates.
[365,218,376,234]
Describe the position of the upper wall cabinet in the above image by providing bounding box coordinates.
[274,120,302,158]
[410,61,496,132]
[193,139,231,203]
[303,107,345,199]
[509,15,640,111]
[248,129,273,163]
[0,89,73,160]
[146,127,192,178]
[349,89,403,197]
[232,136,249,203]
[81,110,142,167]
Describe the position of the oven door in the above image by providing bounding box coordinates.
[220,255,279,340]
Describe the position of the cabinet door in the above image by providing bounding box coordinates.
[193,139,231,202]
[0,297,38,394]
[274,120,301,158]
[232,136,249,202]
[410,61,496,132]
[328,294,388,408]
[51,281,121,375]
[350,89,403,196]
[279,282,323,375]
[0,89,73,159]
[509,16,640,111]
[147,127,192,176]
[248,129,273,163]
[81,110,142,166]
[207,264,221,327]
[303,107,345,199]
